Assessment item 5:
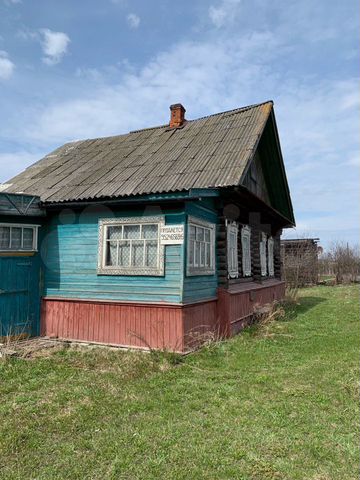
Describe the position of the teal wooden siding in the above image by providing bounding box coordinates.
[182,200,219,303]
[42,208,185,303]
[0,254,41,337]
[0,213,44,338]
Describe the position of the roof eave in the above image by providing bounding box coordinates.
[41,188,220,209]
[222,185,295,228]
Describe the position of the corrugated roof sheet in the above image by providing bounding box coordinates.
[3,101,273,203]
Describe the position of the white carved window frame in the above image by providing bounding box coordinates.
[0,223,39,252]
[241,225,252,277]
[186,216,216,276]
[260,232,268,276]
[268,236,274,276]
[226,220,238,278]
[97,216,165,276]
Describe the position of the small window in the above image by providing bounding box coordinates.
[187,216,215,276]
[260,232,267,276]
[0,224,38,252]
[98,217,165,276]
[227,221,238,278]
[268,237,274,276]
[241,225,251,277]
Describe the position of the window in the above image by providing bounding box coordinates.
[227,221,238,278]
[241,225,251,277]
[98,217,165,276]
[187,216,215,276]
[268,236,274,276]
[260,232,267,276]
[0,224,39,252]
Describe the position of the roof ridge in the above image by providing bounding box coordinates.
[129,100,274,134]
[66,100,274,142]
[185,100,273,123]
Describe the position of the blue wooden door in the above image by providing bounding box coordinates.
[0,256,41,338]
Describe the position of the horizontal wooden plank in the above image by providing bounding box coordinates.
[44,290,182,303]
[43,210,185,302]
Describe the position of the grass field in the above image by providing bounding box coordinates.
[0,285,359,480]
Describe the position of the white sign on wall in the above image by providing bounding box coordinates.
[160,225,184,245]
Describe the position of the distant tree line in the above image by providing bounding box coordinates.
[319,242,360,285]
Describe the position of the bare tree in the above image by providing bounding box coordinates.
[323,241,360,284]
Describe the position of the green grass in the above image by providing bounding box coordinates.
[0,285,359,480]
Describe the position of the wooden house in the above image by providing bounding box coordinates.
[0,101,295,352]
[281,238,320,287]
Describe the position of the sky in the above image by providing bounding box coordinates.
[0,0,359,249]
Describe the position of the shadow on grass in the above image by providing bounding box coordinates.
[244,295,328,338]
[283,295,327,322]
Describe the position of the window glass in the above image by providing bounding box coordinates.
[0,225,37,251]
[99,218,164,275]
[200,242,205,266]
[187,218,215,276]
[118,241,131,267]
[106,240,118,266]
[23,228,34,249]
[108,226,122,240]
[205,243,210,266]
[0,227,10,249]
[195,241,201,265]
[132,240,144,266]
[11,227,22,249]
[196,227,204,242]
[145,240,158,267]
[143,224,158,239]
[124,225,140,239]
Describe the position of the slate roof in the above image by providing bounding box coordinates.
[3,101,273,203]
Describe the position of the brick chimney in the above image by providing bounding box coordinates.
[169,103,186,128]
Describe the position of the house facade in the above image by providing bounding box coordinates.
[0,101,295,352]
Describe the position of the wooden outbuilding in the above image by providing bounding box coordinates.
[0,101,295,352]
[281,238,320,287]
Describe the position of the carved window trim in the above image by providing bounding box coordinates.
[241,225,252,277]
[97,216,165,276]
[260,232,268,277]
[227,221,239,278]
[268,236,274,277]
[186,216,216,276]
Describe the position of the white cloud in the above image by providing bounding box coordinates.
[126,13,140,29]
[1,0,358,246]
[0,51,15,79]
[3,0,22,5]
[21,32,280,142]
[209,0,241,28]
[40,29,70,65]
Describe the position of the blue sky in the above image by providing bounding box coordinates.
[0,0,358,248]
